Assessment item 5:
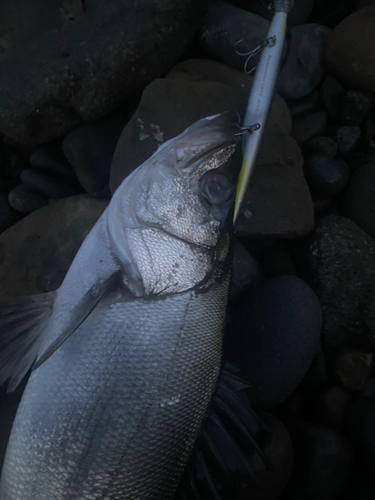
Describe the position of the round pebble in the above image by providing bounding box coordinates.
[333,350,373,392]
[302,136,338,159]
[8,184,48,214]
[291,111,328,146]
[21,168,80,200]
[304,155,349,195]
[230,237,264,301]
[336,126,362,157]
[340,90,371,126]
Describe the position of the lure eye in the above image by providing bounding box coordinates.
[200,172,233,207]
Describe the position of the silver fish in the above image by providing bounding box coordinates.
[0,112,238,500]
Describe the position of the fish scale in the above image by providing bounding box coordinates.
[0,274,229,500]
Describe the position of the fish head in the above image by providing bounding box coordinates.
[108,112,239,295]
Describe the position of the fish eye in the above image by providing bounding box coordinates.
[199,171,234,207]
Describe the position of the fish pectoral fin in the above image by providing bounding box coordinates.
[0,291,56,392]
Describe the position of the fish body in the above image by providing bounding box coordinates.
[0,113,238,499]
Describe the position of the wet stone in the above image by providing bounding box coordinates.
[20,168,80,200]
[8,184,48,214]
[333,350,373,392]
[340,90,371,126]
[291,111,328,146]
[302,136,338,159]
[336,126,362,157]
[303,155,349,195]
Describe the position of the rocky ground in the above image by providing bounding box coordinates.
[0,0,375,499]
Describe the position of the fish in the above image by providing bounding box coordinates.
[0,112,242,500]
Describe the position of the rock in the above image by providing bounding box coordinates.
[276,24,332,100]
[289,91,323,120]
[311,192,336,218]
[2,148,27,179]
[0,0,204,144]
[291,111,328,146]
[333,350,373,392]
[20,168,80,200]
[320,75,345,123]
[262,241,297,277]
[340,90,371,126]
[29,143,77,184]
[340,163,375,239]
[225,276,322,409]
[336,126,362,157]
[302,136,338,159]
[0,193,20,232]
[230,237,264,301]
[238,411,294,500]
[0,195,107,298]
[303,155,349,195]
[325,5,375,98]
[363,378,375,397]
[8,184,48,214]
[234,0,314,27]
[346,395,375,472]
[315,386,352,430]
[110,77,314,239]
[284,420,354,500]
[308,216,375,355]
[199,4,271,74]
[362,111,375,143]
[302,350,329,392]
[62,112,127,196]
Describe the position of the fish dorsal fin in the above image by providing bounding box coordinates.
[0,292,55,392]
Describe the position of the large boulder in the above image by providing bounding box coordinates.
[0,0,205,144]
[110,65,314,239]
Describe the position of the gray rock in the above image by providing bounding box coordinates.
[346,395,375,472]
[237,411,293,500]
[302,136,338,159]
[62,112,127,196]
[8,183,48,214]
[0,195,107,299]
[320,74,345,123]
[110,77,314,239]
[230,237,264,301]
[333,350,373,392]
[29,143,77,184]
[340,163,375,240]
[0,193,20,232]
[303,155,349,195]
[225,276,322,409]
[289,91,323,120]
[233,0,313,27]
[2,148,27,179]
[308,216,375,355]
[336,126,362,157]
[340,90,371,126]
[199,3,271,74]
[21,168,80,200]
[263,241,297,278]
[276,24,332,100]
[291,111,328,146]
[284,420,354,500]
[0,0,204,144]
[315,386,352,430]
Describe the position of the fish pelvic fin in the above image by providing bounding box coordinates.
[0,292,56,392]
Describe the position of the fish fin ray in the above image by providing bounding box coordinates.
[0,292,56,391]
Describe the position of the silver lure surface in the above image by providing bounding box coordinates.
[0,113,238,499]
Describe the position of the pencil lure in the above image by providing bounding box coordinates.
[233,0,294,223]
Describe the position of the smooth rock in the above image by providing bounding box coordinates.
[2,148,26,179]
[225,276,322,409]
[110,77,314,239]
[302,350,329,392]
[346,395,375,472]
[362,111,375,143]
[291,111,328,146]
[302,136,338,159]
[333,350,373,392]
[62,112,127,195]
[29,143,77,183]
[230,237,264,301]
[234,0,313,26]
[262,241,297,277]
[0,0,204,144]
[20,168,80,200]
[199,4,271,74]
[283,420,354,500]
[308,216,375,355]
[238,411,294,500]
[325,5,375,98]
[8,183,48,214]
[0,195,107,298]
[340,163,375,239]
[320,74,345,123]
[315,386,352,430]
[336,126,362,156]
[0,193,20,232]
[303,155,349,195]
[340,90,371,126]
[289,91,323,120]
[277,24,331,100]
